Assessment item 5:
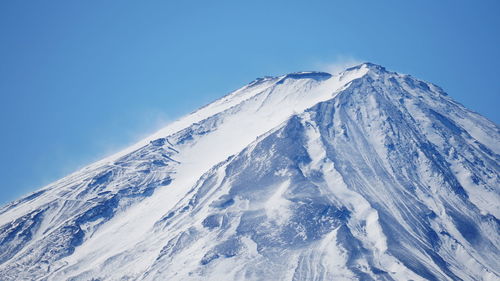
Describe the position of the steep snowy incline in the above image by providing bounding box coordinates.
[116,64,497,281]
[0,63,498,280]
[0,65,369,280]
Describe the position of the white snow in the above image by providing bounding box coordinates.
[40,65,370,279]
[1,63,498,281]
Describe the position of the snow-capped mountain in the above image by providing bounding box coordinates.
[0,63,498,281]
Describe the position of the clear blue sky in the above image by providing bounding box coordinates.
[1,0,499,205]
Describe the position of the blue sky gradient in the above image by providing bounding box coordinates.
[1,0,499,204]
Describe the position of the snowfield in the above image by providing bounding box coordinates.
[0,63,498,281]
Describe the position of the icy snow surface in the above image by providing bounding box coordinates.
[0,63,498,281]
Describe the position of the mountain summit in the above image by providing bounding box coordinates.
[0,63,498,280]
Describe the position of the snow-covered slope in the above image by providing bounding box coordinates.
[0,63,498,281]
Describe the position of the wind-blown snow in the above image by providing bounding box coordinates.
[0,63,498,281]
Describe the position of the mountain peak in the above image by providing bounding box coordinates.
[250,63,383,88]
[0,62,498,281]
[277,71,332,84]
[345,62,388,74]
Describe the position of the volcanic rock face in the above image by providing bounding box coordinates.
[0,63,498,281]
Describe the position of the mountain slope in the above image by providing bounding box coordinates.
[0,63,498,281]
